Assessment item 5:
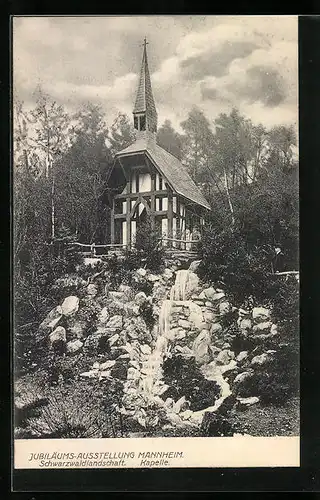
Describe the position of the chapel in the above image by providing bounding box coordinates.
[106,39,211,249]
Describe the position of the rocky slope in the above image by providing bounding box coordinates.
[15,258,284,437]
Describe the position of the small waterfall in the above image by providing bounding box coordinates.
[170,270,190,301]
[159,299,172,338]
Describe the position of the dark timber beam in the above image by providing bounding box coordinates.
[167,190,173,248]
[126,175,131,247]
[110,198,115,244]
[114,189,168,200]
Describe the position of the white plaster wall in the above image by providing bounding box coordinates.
[122,221,127,246]
[139,172,151,192]
[162,197,168,211]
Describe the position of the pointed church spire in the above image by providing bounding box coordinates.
[133,37,158,134]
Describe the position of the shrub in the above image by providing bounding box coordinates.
[16,379,125,439]
[162,356,220,411]
[134,216,164,272]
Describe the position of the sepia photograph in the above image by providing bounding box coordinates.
[13,15,299,468]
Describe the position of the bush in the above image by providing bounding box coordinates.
[16,378,125,439]
[134,216,164,272]
[162,356,220,411]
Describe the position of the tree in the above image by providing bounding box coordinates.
[107,112,135,157]
[157,120,183,160]
[180,107,215,184]
[29,86,71,240]
[56,102,112,242]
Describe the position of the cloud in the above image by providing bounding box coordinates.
[13,16,298,132]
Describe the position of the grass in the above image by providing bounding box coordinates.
[229,396,300,436]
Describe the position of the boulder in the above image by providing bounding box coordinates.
[163,268,174,280]
[252,307,270,323]
[215,349,234,366]
[100,360,116,370]
[109,333,120,346]
[106,315,123,330]
[192,329,211,364]
[126,303,141,317]
[188,304,204,330]
[219,301,231,315]
[119,284,133,298]
[98,307,109,324]
[239,318,252,331]
[270,324,278,335]
[237,396,260,406]
[140,344,152,355]
[136,268,147,277]
[66,339,83,355]
[198,291,207,299]
[109,291,125,301]
[188,260,201,273]
[203,287,216,300]
[236,351,248,362]
[233,371,253,386]
[147,273,161,282]
[134,291,148,306]
[178,319,191,329]
[212,292,225,301]
[251,353,269,367]
[253,321,272,334]
[210,323,223,336]
[86,284,98,297]
[49,326,66,347]
[39,305,63,332]
[61,296,79,317]
[203,310,216,323]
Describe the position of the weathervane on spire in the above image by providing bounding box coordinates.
[142,36,148,49]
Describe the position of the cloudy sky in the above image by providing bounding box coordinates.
[13,16,298,133]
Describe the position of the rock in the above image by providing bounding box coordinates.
[49,326,66,346]
[134,291,148,306]
[198,291,207,299]
[205,301,213,308]
[216,349,234,366]
[109,334,120,346]
[192,329,211,364]
[175,329,186,340]
[126,303,141,316]
[186,272,200,297]
[188,259,201,273]
[189,304,204,330]
[80,369,99,379]
[86,284,98,297]
[238,308,250,317]
[270,324,278,335]
[106,315,123,330]
[66,339,83,355]
[147,273,161,282]
[173,396,188,414]
[140,344,152,355]
[136,268,147,277]
[180,409,193,420]
[253,321,272,333]
[236,351,248,362]
[99,360,116,370]
[61,296,79,317]
[251,353,269,366]
[109,291,125,301]
[39,306,63,332]
[252,307,270,322]
[237,396,260,406]
[119,284,133,298]
[239,318,252,331]
[210,323,223,336]
[219,301,231,315]
[163,268,174,280]
[178,319,191,329]
[212,292,225,301]
[203,287,216,300]
[220,360,237,374]
[203,310,216,322]
[234,371,253,385]
[98,307,109,324]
